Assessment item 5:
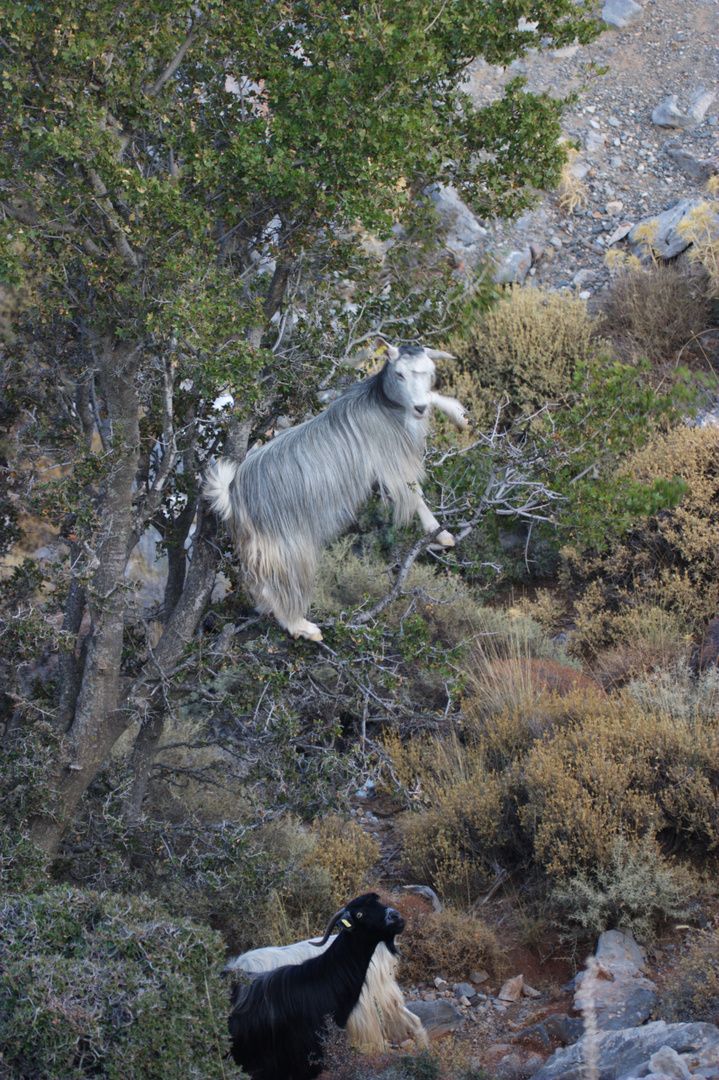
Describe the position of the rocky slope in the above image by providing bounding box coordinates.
[438,0,718,295]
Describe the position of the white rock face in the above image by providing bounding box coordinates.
[602,0,645,29]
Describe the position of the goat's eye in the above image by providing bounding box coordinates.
[396,372,404,380]
[355,911,363,919]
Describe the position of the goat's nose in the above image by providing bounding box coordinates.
[414,404,427,415]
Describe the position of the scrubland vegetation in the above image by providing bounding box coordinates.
[2,1,719,1073]
[4,194,719,1075]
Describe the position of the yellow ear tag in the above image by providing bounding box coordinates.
[340,918,352,928]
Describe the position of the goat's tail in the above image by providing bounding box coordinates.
[203,458,239,522]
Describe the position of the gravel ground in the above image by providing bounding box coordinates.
[462,0,718,297]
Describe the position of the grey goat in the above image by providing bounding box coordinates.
[203,343,468,641]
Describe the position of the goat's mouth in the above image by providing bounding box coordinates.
[386,909,405,933]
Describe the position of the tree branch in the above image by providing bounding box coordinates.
[86,169,141,270]
[145,25,202,98]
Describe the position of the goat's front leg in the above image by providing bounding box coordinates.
[429,392,469,430]
[410,484,455,547]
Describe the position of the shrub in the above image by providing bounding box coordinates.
[388,891,502,986]
[388,690,719,891]
[677,185,719,296]
[626,663,719,722]
[552,833,689,942]
[309,813,380,908]
[0,887,227,1080]
[444,285,600,427]
[661,923,719,1024]
[599,261,713,366]
[562,423,719,654]
[314,537,497,647]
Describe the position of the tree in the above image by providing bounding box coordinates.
[0,0,600,855]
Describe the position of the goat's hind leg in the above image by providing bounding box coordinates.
[259,586,323,642]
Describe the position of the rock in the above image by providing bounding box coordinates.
[571,159,592,180]
[520,1014,584,1049]
[522,983,542,999]
[605,200,624,216]
[546,1014,585,1045]
[551,45,580,59]
[530,1020,719,1080]
[627,197,715,260]
[455,982,476,1000]
[602,0,644,29]
[405,999,464,1037]
[125,524,168,608]
[426,183,488,267]
[585,130,606,153]
[605,222,634,246]
[498,974,524,1002]
[648,1045,692,1079]
[573,932,658,1032]
[470,970,490,984]
[688,89,717,126]
[434,977,447,989]
[652,95,689,128]
[493,247,533,285]
[573,268,595,287]
[354,779,376,799]
[595,930,647,977]
[664,144,718,182]
[519,1022,552,1049]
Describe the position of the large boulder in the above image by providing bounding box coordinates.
[530,1020,719,1080]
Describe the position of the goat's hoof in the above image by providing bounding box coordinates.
[291,620,324,642]
[436,530,455,547]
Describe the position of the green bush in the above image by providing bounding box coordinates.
[562,422,719,654]
[552,833,689,942]
[0,887,227,1080]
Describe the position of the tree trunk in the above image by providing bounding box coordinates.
[122,419,252,822]
[31,336,142,854]
[122,505,221,822]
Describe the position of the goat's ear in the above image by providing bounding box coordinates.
[371,341,399,362]
[425,349,455,361]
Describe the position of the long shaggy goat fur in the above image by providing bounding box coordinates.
[224,934,427,1051]
[204,344,468,641]
[227,893,409,1080]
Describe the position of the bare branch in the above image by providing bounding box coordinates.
[86,168,141,270]
[145,25,202,99]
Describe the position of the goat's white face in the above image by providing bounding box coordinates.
[385,348,436,420]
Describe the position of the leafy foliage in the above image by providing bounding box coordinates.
[561,422,719,654]
[0,887,227,1080]
[552,833,689,942]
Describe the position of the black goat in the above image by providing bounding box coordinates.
[228,892,406,1080]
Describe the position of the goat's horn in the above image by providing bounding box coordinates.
[425,349,456,361]
[311,905,349,946]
